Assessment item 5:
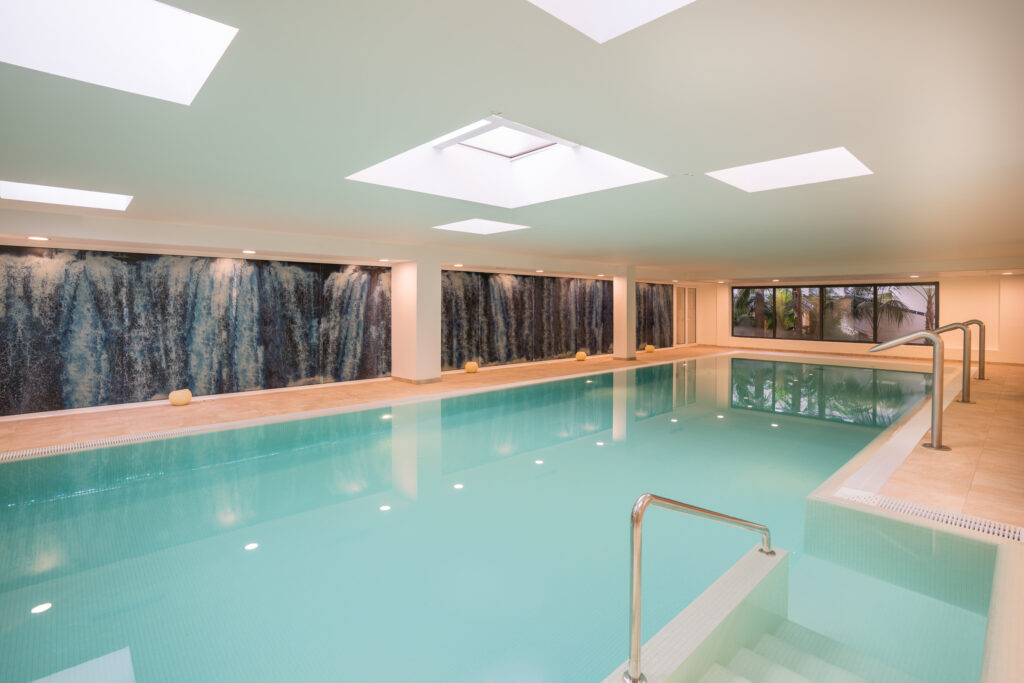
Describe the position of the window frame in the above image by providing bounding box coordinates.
[730,282,940,344]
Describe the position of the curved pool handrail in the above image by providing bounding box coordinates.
[869,330,949,450]
[623,493,774,683]
[962,319,987,379]
[932,322,973,404]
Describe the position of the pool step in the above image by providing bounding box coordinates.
[753,634,867,683]
[699,620,924,683]
[726,648,813,683]
[698,663,754,683]
[771,620,923,683]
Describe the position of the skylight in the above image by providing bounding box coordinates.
[0,180,133,211]
[459,127,555,159]
[705,147,873,193]
[347,116,665,208]
[433,219,531,235]
[0,0,238,105]
[526,0,698,44]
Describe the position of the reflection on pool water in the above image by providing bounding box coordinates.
[0,357,985,682]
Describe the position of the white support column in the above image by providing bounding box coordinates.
[614,265,637,360]
[391,259,442,383]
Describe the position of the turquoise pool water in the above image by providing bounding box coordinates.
[0,357,982,682]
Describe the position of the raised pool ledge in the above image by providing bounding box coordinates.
[601,546,789,683]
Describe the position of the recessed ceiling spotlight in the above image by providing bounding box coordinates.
[772,279,780,282]
[707,147,872,192]
[670,418,678,423]
[597,273,605,277]
[0,0,238,105]
[432,218,530,235]
[717,280,725,284]
[379,505,391,511]
[453,483,464,490]
[243,542,259,551]
[536,269,544,273]
[241,250,256,255]
[348,115,665,209]
[716,415,724,419]
[1003,272,1014,275]
[0,180,132,210]
[770,423,779,428]
[595,441,605,446]
[30,602,52,614]
[27,236,50,241]
[526,0,699,44]
[378,258,391,262]
[453,263,464,268]
[909,275,920,278]
[672,279,679,283]
[381,414,392,420]
[534,459,544,465]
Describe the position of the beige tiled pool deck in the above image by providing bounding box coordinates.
[2,346,1022,529]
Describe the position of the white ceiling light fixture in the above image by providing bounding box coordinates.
[433,219,531,235]
[526,0,698,44]
[348,115,665,209]
[0,0,238,106]
[0,180,133,210]
[27,236,50,241]
[706,147,872,193]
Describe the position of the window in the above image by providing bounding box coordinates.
[775,287,820,340]
[876,284,938,343]
[732,288,774,338]
[731,283,938,344]
[823,286,874,342]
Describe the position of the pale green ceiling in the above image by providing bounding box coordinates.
[0,0,1021,279]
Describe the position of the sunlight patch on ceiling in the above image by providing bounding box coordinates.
[0,0,238,105]
[347,116,665,209]
[526,0,699,43]
[0,180,133,210]
[432,219,531,235]
[706,147,873,192]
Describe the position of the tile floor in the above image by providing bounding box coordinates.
[880,362,1024,526]
[2,346,1021,528]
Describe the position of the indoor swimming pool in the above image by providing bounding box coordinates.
[0,357,992,682]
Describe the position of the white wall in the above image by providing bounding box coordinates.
[699,275,1024,365]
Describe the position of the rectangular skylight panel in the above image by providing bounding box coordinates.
[0,180,133,211]
[432,219,531,235]
[706,147,873,192]
[459,126,556,159]
[0,0,238,105]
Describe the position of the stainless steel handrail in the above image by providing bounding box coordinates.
[623,494,774,683]
[963,319,987,379]
[869,331,950,450]
[932,322,973,403]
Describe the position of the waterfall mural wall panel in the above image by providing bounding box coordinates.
[636,282,673,349]
[442,271,612,370]
[0,247,390,416]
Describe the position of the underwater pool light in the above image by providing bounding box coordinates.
[30,602,52,614]
[244,542,259,551]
